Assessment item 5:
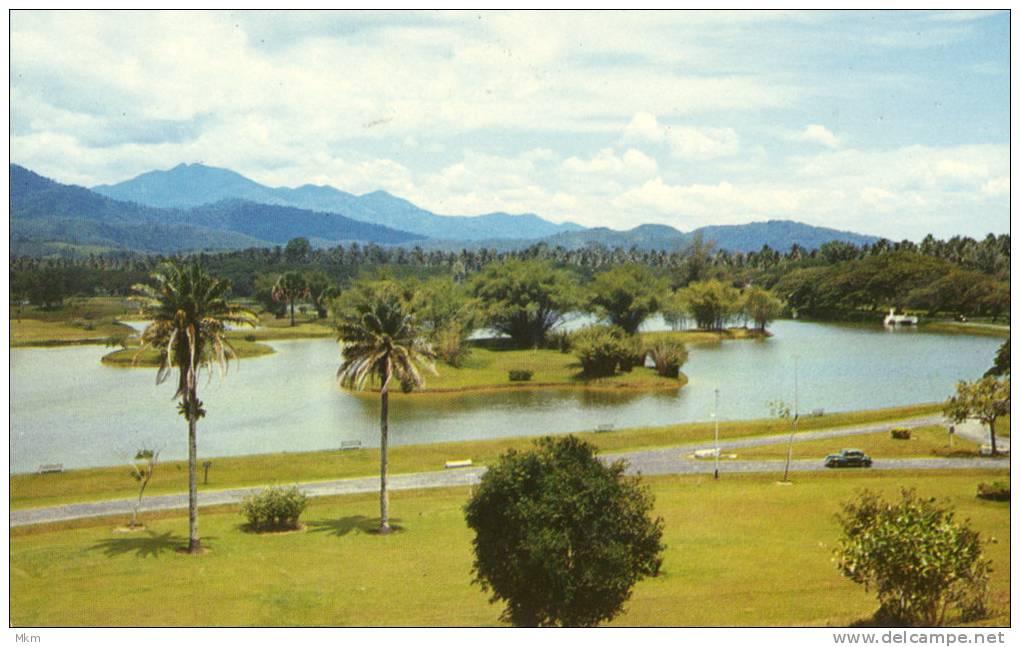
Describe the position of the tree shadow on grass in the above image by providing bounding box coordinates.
[306,516,404,537]
[90,530,211,558]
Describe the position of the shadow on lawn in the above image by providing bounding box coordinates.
[307,516,404,537]
[90,530,212,558]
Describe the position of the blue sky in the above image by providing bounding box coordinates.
[9,10,1010,240]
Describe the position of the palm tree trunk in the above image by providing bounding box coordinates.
[289,300,296,327]
[379,367,391,533]
[187,388,201,553]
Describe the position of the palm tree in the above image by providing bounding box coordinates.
[133,261,257,553]
[335,285,436,533]
[273,271,309,327]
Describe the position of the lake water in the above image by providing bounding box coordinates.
[9,319,1000,473]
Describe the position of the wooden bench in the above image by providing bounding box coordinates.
[595,423,615,433]
[444,459,473,469]
[340,440,362,451]
[37,463,64,474]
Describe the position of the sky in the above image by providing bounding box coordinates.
[9,10,1010,240]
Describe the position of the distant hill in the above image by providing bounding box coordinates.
[405,220,878,254]
[10,164,424,256]
[94,163,585,241]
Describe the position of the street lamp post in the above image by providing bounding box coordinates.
[782,356,799,483]
[714,388,720,480]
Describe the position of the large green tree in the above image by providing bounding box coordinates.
[587,265,665,334]
[335,284,436,533]
[741,285,784,332]
[132,261,257,553]
[676,280,741,330]
[464,436,664,627]
[472,259,577,348]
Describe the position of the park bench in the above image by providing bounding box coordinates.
[340,440,362,451]
[37,463,64,474]
[595,423,615,433]
[444,459,473,469]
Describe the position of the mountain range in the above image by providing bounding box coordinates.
[11,163,880,257]
[94,163,584,241]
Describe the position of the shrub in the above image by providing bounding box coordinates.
[546,329,573,353]
[977,480,1010,501]
[241,486,308,532]
[646,341,689,377]
[433,323,472,367]
[834,488,991,626]
[464,436,664,627]
[890,427,911,440]
[508,369,533,382]
[572,325,642,377]
[244,333,257,342]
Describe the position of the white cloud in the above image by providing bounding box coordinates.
[795,124,841,148]
[623,112,739,160]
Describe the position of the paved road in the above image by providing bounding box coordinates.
[952,418,1011,452]
[10,415,1009,527]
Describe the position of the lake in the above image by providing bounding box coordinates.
[9,319,1000,473]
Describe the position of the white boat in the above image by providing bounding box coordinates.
[884,308,918,326]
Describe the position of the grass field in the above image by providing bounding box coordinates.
[726,425,982,460]
[11,296,138,347]
[9,469,1009,627]
[10,403,942,510]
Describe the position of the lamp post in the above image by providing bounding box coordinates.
[782,356,799,483]
[714,388,720,480]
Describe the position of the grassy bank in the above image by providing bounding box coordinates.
[9,469,1009,627]
[11,295,139,347]
[725,425,981,460]
[10,403,942,510]
[100,337,276,366]
[920,321,1010,338]
[361,328,756,395]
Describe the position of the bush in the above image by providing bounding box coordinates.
[546,329,572,353]
[572,325,643,377]
[433,323,472,367]
[508,369,533,382]
[241,486,308,532]
[646,341,689,377]
[464,436,664,627]
[890,427,911,440]
[244,333,257,342]
[977,480,1010,501]
[835,489,991,626]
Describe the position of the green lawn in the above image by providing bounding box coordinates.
[10,403,942,510]
[11,296,139,347]
[9,469,1009,627]
[727,425,982,461]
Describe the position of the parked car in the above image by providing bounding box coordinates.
[824,449,873,468]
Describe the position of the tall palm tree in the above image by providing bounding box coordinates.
[336,285,436,533]
[273,271,309,327]
[133,261,257,553]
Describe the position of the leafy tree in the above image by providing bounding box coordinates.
[673,233,716,287]
[741,285,784,332]
[571,324,643,377]
[472,259,577,348]
[587,265,665,334]
[284,236,312,264]
[464,436,665,627]
[335,283,437,533]
[984,340,1009,378]
[132,261,257,552]
[835,489,991,626]
[272,271,309,326]
[304,270,339,319]
[676,280,741,330]
[944,376,1011,455]
[660,290,689,331]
